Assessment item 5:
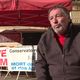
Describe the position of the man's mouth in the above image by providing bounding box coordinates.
[55,25,60,28]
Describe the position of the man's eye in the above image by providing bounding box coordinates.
[56,14,63,17]
[49,16,53,20]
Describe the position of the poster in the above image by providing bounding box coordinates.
[7,45,37,71]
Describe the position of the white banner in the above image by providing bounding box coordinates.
[7,45,37,71]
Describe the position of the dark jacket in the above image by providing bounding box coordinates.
[35,24,80,80]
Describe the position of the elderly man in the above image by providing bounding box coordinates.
[35,5,80,80]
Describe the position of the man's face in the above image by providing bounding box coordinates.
[48,8,70,35]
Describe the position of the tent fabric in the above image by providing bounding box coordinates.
[0,31,21,42]
[0,0,72,27]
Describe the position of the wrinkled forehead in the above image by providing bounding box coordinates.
[48,7,70,19]
[49,8,64,16]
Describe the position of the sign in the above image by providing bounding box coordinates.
[0,48,8,67]
[7,45,37,71]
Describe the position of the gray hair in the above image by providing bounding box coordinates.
[48,5,70,19]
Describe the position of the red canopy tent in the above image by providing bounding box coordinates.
[0,0,72,27]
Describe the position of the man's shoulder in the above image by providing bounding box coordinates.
[41,27,53,38]
[72,24,80,30]
[71,24,80,36]
[71,24,80,32]
[38,27,53,44]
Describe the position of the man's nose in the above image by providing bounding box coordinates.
[52,17,58,23]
